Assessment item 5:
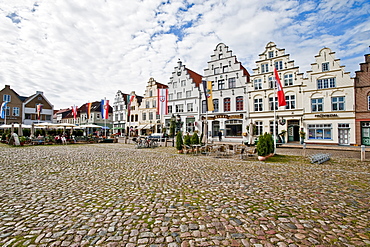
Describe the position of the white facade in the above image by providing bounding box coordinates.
[165,60,202,134]
[303,47,355,145]
[248,42,305,143]
[202,43,250,140]
[113,90,128,135]
[138,78,167,135]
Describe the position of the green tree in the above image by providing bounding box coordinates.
[176,131,183,150]
[190,132,199,145]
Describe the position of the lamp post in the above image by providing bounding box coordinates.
[176,114,182,133]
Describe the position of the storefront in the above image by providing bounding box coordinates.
[361,122,370,145]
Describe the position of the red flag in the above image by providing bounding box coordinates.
[36,104,43,120]
[274,68,286,107]
[71,105,78,120]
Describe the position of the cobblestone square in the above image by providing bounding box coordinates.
[0,144,369,246]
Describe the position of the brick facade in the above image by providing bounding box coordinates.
[355,54,370,145]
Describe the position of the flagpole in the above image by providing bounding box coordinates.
[104,98,107,138]
[273,84,277,154]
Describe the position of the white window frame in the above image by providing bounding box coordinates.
[332,96,345,111]
[254,98,263,112]
[308,124,332,140]
[261,63,269,73]
[284,74,293,86]
[254,79,262,90]
[311,98,323,112]
[3,94,11,102]
[285,95,295,110]
[12,107,20,116]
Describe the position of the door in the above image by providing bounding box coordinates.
[338,128,350,145]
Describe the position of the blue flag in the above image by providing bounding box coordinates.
[0,101,8,119]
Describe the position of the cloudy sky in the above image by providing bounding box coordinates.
[1,0,369,109]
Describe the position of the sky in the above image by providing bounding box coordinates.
[0,0,369,109]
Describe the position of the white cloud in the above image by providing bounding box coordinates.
[0,0,369,109]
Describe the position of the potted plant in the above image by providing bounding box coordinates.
[176,131,183,153]
[265,133,274,157]
[19,136,27,146]
[299,129,306,144]
[256,134,269,161]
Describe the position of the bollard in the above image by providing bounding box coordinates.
[302,143,306,157]
[361,145,365,161]
[165,138,167,147]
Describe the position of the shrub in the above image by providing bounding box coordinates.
[190,132,199,145]
[184,134,191,146]
[176,131,183,150]
[256,133,269,156]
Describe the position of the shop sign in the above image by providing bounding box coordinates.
[314,114,338,118]
[215,115,229,119]
[229,115,243,119]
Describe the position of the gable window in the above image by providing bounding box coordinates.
[186,91,191,98]
[254,79,262,90]
[177,92,182,99]
[169,94,173,100]
[254,98,263,111]
[236,96,243,111]
[311,98,323,112]
[269,97,278,110]
[142,113,147,120]
[3,94,11,102]
[214,67,219,74]
[274,60,283,70]
[149,90,153,97]
[12,107,20,116]
[285,95,295,109]
[317,78,336,89]
[268,51,274,58]
[223,66,228,73]
[332,96,345,111]
[322,62,329,72]
[228,77,236,88]
[173,81,177,88]
[146,101,150,108]
[218,80,225,90]
[213,99,219,112]
[261,63,269,73]
[284,74,293,86]
[181,80,186,87]
[224,98,231,112]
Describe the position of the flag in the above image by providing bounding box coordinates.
[101,99,110,119]
[86,102,92,119]
[71,105,78,120]
[157,88,168,115]
[127,94,135,116]
[0,101,8,119]
[36,104,43,120]
[274,68,287,107]
[202,81,214,111]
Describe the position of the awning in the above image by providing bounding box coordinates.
[137,125,147,130]
[143,124,154,129]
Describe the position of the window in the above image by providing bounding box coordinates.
[120,113,124,120]
[202,100,207,113]
[4,106,10,116]
[218,80,225,90]
[173,81,177,88]
[261,63,269,73]
[214,67,219,74]
[311,98,323,112]
[97,114,100,119]
[268,51,274,58]
[12,107,20,116]
[146,101,150,108]
[308,124,332,139]
[254,98,263,111]
[156,114,160,120]
[213,99,219,112]
[236,96,243,111]
[3,94,11,102]
[228,77,236,88]
[152,100,156,108]
[317,78,336,89]
[269,121,278,135]
[322,62,329,72]
[368,96,370,110]
[25,114,31,119]
[142,113,146,120]
[186,91,191,98]
[168,105,172,114]
[169,94,173,100]
[187,103,193,112]
[45,115,51,121]
[177,92,182,99]
[255,121,263,136]
[149,112,153,120]
[224,98,231,112]
[223,66,228,73]
[149,90,153,97]
[175,104,184,112]
[268,77,276,89]
[181,80,186,87]
[218,54,223,59]
[254,79,262,90]
[274,61,283,70]
[332,96,345,111]
[269,97,278,110]
[285,95,295,110]
[284,74,293,86]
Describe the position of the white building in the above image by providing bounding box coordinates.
[303,47,355,145]
[248,42,305,143]
[165,59,203,134]
[202,43,250,141]
[138,78,168,135]
[112,90,129,135]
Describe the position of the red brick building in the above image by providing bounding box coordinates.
[355,54,370,145]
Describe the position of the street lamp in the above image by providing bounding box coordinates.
[176,114,182,133]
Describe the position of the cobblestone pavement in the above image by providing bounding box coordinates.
[0,144,369,247]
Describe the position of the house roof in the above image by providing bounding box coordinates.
[186,68,203,87]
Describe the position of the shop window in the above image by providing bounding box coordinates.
[308,124,332,139]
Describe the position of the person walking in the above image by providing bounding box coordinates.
[218,131,222,142]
